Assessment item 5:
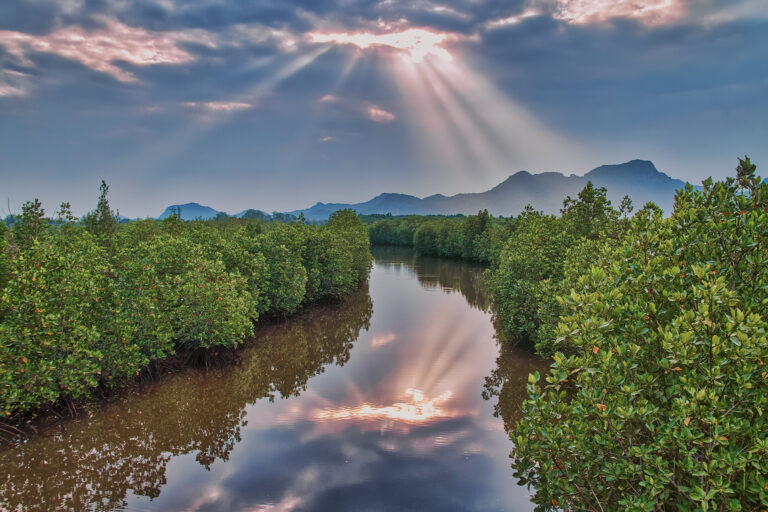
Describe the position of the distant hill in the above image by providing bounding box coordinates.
[158,203,223,220]
[156,160,690,222]
[289,160,688,220]
[155,205,286,221]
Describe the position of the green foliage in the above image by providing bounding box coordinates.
[491,209,574,343]
[367,211,510,264]
[489,184,623,346]
[0,223,9,301]
[512,157,768,509]
[255,224,308,316]
[0,230,118,413]
[117,235,254,350]
[11,198,48,249]
[303,210,372,303]
[83,180,119,245]
[0,188,372,418]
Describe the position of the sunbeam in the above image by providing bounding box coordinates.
[392,53,587,183]
[111,46,332,181]
[309,27,587,185]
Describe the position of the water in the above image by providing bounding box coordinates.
[0,247,546,512]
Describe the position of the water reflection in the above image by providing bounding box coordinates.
[0,247,543,512]
[371,245,492,311]
[0,288,372,511]
[482,346,550,433]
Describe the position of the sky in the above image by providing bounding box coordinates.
[0,0,766,218]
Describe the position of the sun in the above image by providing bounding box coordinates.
[308,28,454,64]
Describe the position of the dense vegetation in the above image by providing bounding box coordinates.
[0,286,373,510]
[366,210,515,263]
[366,185,632,350]
[511,158,768,509]
[368,159,768,508]
[0,184,372,419]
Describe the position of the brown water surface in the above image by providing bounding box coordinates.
[0,246,545,512]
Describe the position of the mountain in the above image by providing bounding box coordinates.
[289,160,688,220]
[158,202,223,220]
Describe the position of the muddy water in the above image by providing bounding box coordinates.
[0,246,546,512]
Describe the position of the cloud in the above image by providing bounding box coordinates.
[0,69,28,97]
[536,0,689,26]
[0,17,211,82]
[318,93,340,103]
[317,94,396,123]
[180,100,255,121]
[308,27,457,63]
[182,101,254,112]
[319,135,335,142]
[366,104,396,122]
[371,331,397,347]
[484,9,540,30]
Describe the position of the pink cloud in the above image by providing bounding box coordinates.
[0,18,211,83]
[366,104,396,123]
[548,0,688,26]
[318,94,341,103]
[371,331,397,347]
[319,135,336,142]
[308,28,456,63]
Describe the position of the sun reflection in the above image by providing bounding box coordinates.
[314,388,453,424]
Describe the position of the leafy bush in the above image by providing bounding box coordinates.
[512,158,768,509]
[0,231,119,414]
[367,210,508,264]
[489,185,625,346]
[0,188,372,418]
[255,225,308,316]
[303,210,373,302]
[0,223,9,304]
[116,235,255,351]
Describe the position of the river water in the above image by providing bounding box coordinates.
[0,247,546,512]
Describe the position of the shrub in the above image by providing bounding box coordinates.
[117,235,254,350]
[0,231,120,414]
[255,225,308,316]
[512,158,768,510]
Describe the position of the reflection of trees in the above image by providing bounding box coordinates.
[0,287,372,512]
[481,348,550,432]
[371,246,491,311]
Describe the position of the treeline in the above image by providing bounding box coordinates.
[508,159,768,508]
[488,183,632,350]
[366,211,515,263]
[365,184,633,350]
[0,183,372,419]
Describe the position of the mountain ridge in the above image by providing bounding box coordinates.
[157,160,690,221]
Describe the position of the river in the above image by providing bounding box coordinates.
[0,246,546,512]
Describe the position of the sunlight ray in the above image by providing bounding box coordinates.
[392,59,470,181]
[419,61,507,178]
[111,46,332,180]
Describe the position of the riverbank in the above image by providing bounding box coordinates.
[1,201,372,428]
[0,247,545,512]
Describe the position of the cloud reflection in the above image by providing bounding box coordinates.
[314,388,454,424]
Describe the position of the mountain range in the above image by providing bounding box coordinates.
[158,160,690,221]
